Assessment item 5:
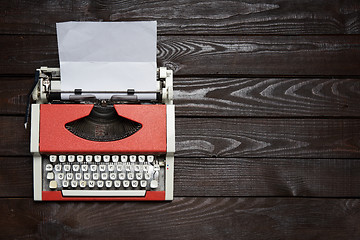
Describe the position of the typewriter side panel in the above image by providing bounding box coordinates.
[30,104,42,201]
[165,105,175,200]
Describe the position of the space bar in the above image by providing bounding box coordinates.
[62,190,146,197]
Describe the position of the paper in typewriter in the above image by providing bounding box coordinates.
[56,21,157,100]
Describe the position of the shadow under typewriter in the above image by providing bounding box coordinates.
[65,106,142,142]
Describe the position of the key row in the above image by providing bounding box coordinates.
[49,155,155,163]
[46,163,160,172]
[49,179,158,189]
[46,172,154,181]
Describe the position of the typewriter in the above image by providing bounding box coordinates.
[27,22,175,201]
[28,67,174,201]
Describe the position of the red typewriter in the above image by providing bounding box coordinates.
[26,22,175,201]
[27,67,174,201]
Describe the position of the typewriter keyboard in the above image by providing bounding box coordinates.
[42,154,165,192]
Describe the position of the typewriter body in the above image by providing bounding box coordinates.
[29,66,175,201]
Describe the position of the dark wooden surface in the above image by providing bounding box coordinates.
[1,1,360,239]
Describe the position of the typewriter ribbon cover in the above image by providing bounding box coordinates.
[29,22,175,201]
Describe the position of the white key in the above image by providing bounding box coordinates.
[79,180,86,188]
[94,155,101,162]
[72,165,80,172]
[131,180,138,188]
[105,180,112,188]
[62,180,69,188]
[49,180,57,189]
[66,173,73,180]
[93,173,99,180]
[108,164,115,172]
[112,155,119,162]
[81,165,88,172]
[64,165,71,172]
[143,165,149,172]
[136,173,142,180]
[47,172,54,180]
[84,173,90,180]
[90,165,97,171]
[88,180,95,188]
[116,164,123,172]
[75,173,82,180]
[144,173,151,180]
[150,180,158,189]
[77,155,84,162]
[140,180,147,188]
[119,173,126,180]
[147,155,154,163]
[49,155,57,163]
[103,155,110,162]
[71,180,78,188]
[138,155,145,162]
[68,155,75,162]
[99,165,106,172]
[54,164,62,172]
[125,164,132,172]
[121,155,128,162]
[134,165,140,172]
[85,155,93,162]
[97,181,104,188]
[110,173,117,180]
[58,173,64,180]
[123,180,130,188]
[130,155,136,162]
[45,164,53,171]
[114,180,121,188]
[59,155,66,162]
[101,173,108,180]
[127,172,134,180]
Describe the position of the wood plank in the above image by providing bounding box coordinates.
[0,77,34,115]
[1,35,360,76]
[176,118,360,158]
[2,156,360,198]
[176,158,360,197]
[0,157,32,197]
[0,0,359,35]
[2,77,360,117]
[175,77,360,117]
[0,198,360,240]
[2,116,360,158]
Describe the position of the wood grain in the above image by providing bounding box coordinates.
[2,156,360,198]
[2,116,360,158]
[176,158,360,197]
[1,35,360,76]
[175,118,360,158]
[2,77,360,117]
[175,77,360,117]
[0,0,359,35]
[1,198,360,240]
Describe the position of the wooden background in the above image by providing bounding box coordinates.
[1,0,360,239]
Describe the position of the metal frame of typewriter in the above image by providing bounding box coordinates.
[29,67,175,201]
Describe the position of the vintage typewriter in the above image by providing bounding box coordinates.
[27,22,175,201]
[27,66,174,201]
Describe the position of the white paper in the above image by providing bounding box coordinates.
[56,21,157,100]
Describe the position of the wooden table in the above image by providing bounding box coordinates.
[1,1,360,239]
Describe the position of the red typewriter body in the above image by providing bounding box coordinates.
[40,104,166,153]
[37,104,168,201]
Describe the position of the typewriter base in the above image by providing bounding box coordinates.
[42,191,165,201]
